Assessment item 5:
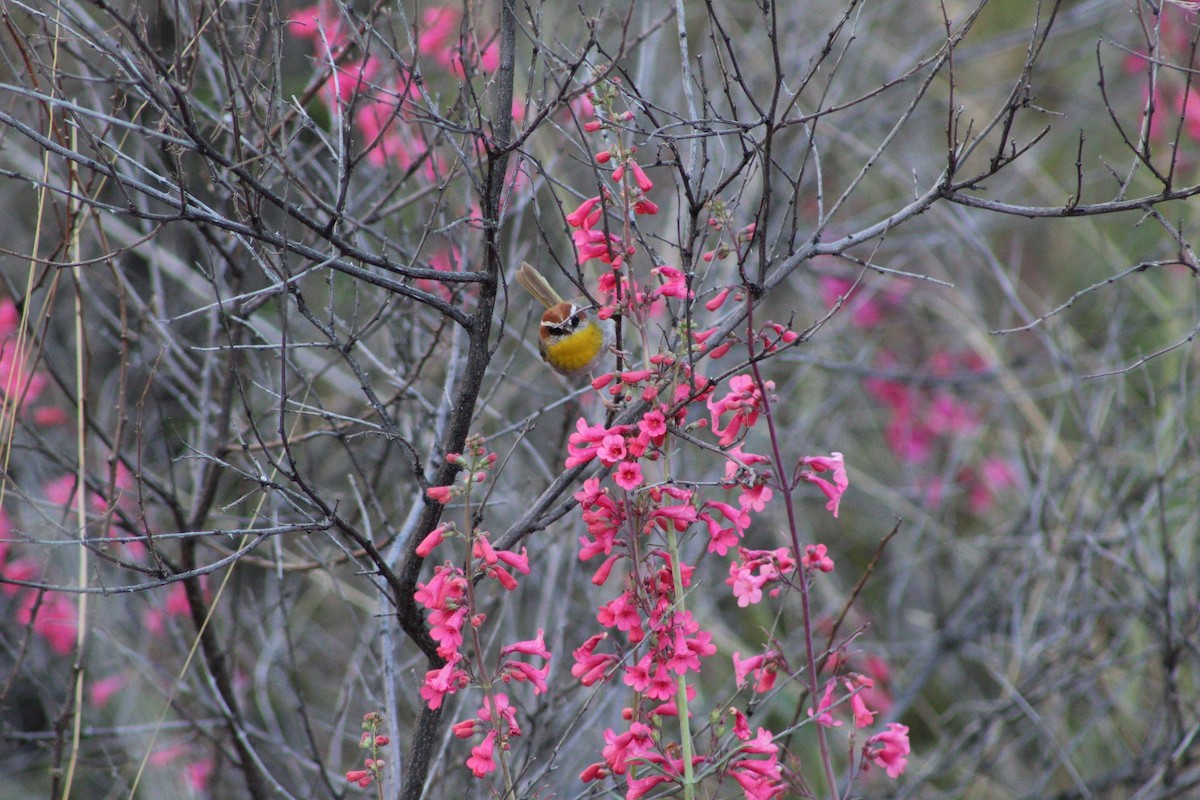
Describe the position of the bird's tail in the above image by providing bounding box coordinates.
[515,262,565,309]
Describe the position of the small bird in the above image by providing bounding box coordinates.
[515,262,614,378]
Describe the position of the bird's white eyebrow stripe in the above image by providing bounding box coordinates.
[541,304,581,327]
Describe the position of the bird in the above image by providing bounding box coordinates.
[515,262,614,378]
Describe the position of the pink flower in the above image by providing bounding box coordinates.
[865,722,910,778]
[802,543,834,573]
[632,198,659,215]
[614,460,643,490]
[601,722,656,776]
[819,275,887,328]
[807,679,842,728]
[727,560,769,607]
[650,501,698,531]
[572,227,630,267]
[596,590,644,639]
[566,195,603,228]
[733,650,782,693]
[707,374,771,446]
[466,730,498,777]
[419,662,469,710]
[415,525,448,557]
[501,629,550,659]
[477,693,521,735]
[186,759,214,792]
[345,769,373,788]
[89,674,127,709]
[728,728,786,800]
[567,418,620,467]
[572,633,618,685]
[500,659,550,693]
[426,484,454,504]
[638,408,667,443]
[596,434,628,466]
[798,452,848,517]
[17,592,78,655]
[628,160,654,191]
[652,266,693,299]
[849,688,877,728]
[706,286,733,311]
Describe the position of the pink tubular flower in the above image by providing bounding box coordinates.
[628,160,654,191]
[419,662,469,710]
[650,500,698,532]
[848,684,878,728]
[706,286,733,311]
[500,659,550,693]
[596,433,628,466]
[573,227,630,267]
[614,460,644,490]
[415,524,448,556]
[807,679,843,728]
[727,560,769,607]
[652,266,693,299]
[708,375,772,446]
[802,543,834,573]
[17,591,77,655]
[728,728,786,800]
[426,484,454,504]
[566,195,603,228]
[572,633,618,685]
[567,418,623,468]
[865,722,910,778]
[798,452,848,517]
[501,629,551,659]
[597,590,645,640]
[345,769,373,788]
[466,730,497,777]
[732,650,783,693]
[601,722,656,776]
[89,674,127,709]
[638,408,667,443]
[632,197,659,215]
[451,719,479,738]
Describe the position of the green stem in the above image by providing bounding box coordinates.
[664,526,696,799]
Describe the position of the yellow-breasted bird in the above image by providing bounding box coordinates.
[515,262,614,378]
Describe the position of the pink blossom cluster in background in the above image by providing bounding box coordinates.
[0,297,66,427]
[819,273,1019,514]
[0,298,208,790]
[288,4,496,175]
[0,298,79,657]
[287,4,518,298]
[1124,5,1200,145]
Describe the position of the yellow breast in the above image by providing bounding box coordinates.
[542,322,605,375]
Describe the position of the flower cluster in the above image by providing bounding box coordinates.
[415,437,549,783]
[1124,5,1200,147]
[345,711,390,791]
[149,742,214,794]
[538,86,917,798]
[818,266,1018,514]
[289,3,496,176]
[0,297,65,426]
[865,349,1017,512]
[564,80,662,270]
[567,384,865,798]
[3,461,152,660]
